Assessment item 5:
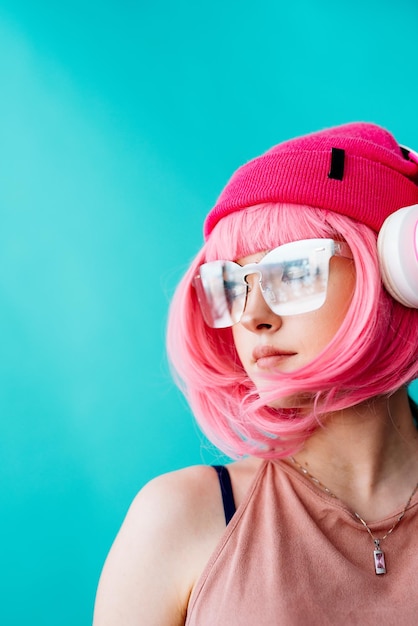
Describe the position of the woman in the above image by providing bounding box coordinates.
[93,122,418,624]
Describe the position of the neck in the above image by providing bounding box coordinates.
[292,388,418,521]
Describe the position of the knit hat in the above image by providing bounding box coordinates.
[204,122,418,239]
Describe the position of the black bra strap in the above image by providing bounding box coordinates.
[212,465,236,525]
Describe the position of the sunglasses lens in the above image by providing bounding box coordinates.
[261,241,331,316]
[194,261,247,328]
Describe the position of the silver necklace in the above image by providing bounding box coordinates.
[290,456,418,575]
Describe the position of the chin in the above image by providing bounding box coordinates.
[266,396,302,410]
[252,378,313,411]
[255,387,304,410]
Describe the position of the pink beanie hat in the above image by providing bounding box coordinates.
[204,122,418,239]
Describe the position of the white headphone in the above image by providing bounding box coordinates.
[377,203,418,308]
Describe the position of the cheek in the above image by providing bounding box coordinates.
[231,326,249,364]
[326,261,356,323]
[297,314,340,355]
[304,264,355,350]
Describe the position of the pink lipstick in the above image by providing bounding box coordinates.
[252,345,296,369]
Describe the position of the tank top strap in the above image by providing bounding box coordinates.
[212,465,236,525]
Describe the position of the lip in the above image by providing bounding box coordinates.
[252,345,297,369]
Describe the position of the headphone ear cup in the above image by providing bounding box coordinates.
[377,204,418,308]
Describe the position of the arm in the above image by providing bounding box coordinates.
[92,466,226,626]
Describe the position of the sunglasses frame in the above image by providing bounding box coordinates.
[194,238,353,328]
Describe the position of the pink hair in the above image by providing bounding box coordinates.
[166,204,418,459]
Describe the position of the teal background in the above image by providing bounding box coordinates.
[0,1,417,624]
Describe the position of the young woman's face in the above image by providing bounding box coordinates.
[231,249,356,393]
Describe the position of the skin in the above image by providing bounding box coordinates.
[93,457,261,626]
[93,249,418,625]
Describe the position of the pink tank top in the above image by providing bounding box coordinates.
[186,460,418,625]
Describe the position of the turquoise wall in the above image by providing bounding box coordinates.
[0,1,417,623]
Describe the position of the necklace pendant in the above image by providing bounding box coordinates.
[373,539,386,575]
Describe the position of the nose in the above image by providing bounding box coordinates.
[239,277,283,332]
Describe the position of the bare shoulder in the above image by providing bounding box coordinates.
[93,464,238,626]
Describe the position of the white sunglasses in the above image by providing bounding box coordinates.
[194,238,353,328]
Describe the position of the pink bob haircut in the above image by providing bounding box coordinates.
[166,203,418,460]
